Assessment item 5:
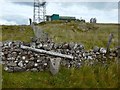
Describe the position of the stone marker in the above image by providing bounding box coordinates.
[106,33,113,56]
[50,58,61,75]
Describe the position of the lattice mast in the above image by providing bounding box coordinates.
[33,0,46,23]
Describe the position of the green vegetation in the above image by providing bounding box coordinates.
[1,22,119,88]
[0,64,2,89]
[2,61,119,88]
[1,25,34,42]
[39,21,118,49]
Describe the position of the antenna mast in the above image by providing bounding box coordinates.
[33,0,46,23]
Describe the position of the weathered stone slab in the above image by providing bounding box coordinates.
[50,58,61,75]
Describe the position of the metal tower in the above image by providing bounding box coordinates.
[33,0,46,23]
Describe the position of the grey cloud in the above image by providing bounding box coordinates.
[11,1,118,10]
[2,15,29,25]
[60,2,118,10]
[13,2,33,7]
[82,2,117,10]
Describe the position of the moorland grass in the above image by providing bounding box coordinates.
[2,61,119,88]
[40,22,118,49]
[1,25,34,42]
[1,22,119,88]
[0,64,2,89]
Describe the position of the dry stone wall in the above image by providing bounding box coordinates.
[1,38,119,74]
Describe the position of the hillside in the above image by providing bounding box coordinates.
[38,21,118,49]
[1,25,34,42]
[0,21,119,88]
[1,22,118,50]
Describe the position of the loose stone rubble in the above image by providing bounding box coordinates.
[1,38,119,74]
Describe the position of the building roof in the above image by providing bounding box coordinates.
[59,16,76,20]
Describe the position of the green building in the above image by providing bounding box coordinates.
[51,14,59,20]
[46,14,76,21]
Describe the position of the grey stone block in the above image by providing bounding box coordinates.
[50,58,61,75]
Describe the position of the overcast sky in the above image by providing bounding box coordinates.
[0,0,119,25]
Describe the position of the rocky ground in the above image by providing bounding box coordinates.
[1,37,119,73]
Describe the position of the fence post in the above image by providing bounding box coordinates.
[106,33,113,56]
